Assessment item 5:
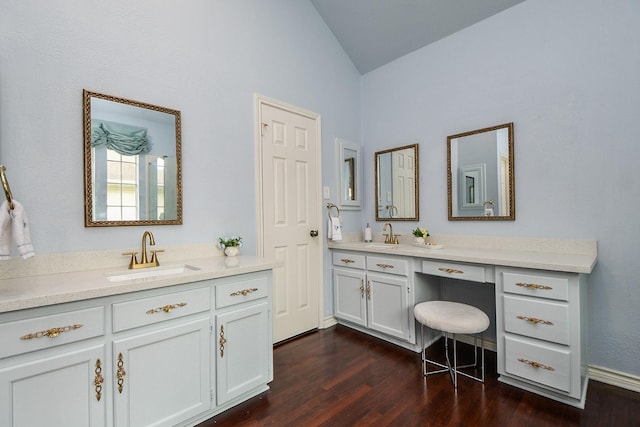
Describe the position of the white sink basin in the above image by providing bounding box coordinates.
[363,243,398,249]
[105,264,201,282]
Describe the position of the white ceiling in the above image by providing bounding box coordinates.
[310,0,526,74]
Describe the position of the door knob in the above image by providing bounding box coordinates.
[310,230,319,237]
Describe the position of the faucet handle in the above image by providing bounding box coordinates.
[150,249,165,265]
[123,251,139,269]
[393,235,400,245]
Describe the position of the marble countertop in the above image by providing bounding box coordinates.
[0,256,277,313]
[328,241,597,274]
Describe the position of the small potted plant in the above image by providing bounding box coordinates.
[411,227,429,245]
[218,235,243,257]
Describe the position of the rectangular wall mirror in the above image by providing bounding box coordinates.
[83,90,182,226]
[447,122,514,221]
[375,144,419,221]
[337,138,362,210]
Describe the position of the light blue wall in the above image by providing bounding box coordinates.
[0,0,360,253]
[361,0,640,376]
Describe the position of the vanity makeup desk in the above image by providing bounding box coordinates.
[329,235,597,408]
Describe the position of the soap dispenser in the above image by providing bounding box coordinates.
[364,223,372,242]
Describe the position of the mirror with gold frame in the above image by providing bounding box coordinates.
[83,90,182,226]
[375,144,419,221]
[447,122,514,221]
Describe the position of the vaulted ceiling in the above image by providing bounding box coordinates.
[310,0,526,74]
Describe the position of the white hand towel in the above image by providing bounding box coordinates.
[327,218,333,239]
[0,201,11,260]
[330,216,342,241]
[10,200,35,259]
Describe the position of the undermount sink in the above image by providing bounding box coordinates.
[105,264,201,282]
[363,243,398,249]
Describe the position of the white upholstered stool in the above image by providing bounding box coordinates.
[414,301,490,388]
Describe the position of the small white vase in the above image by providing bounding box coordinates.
[414,237,425,245]
[224,246,239,257]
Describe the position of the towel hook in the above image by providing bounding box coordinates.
[326,203,340,221]
[0,165,14,211]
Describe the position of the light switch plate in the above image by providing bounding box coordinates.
[323,186,330,199]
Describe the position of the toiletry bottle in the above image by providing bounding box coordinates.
[364,223,372,242]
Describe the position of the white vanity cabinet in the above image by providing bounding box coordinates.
[213,273,271,407]
[332,251,414,345]
[0,266,274,427]
[496,267,588,408]
[111,287,212,427]
[0,305,107,427]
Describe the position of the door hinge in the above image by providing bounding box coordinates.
[210,388,215,401]
[210,321,214,334]
[261,122,269,136]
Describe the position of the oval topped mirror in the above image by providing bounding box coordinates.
[83,90,182,226]
[447,122,514,221]
[375,144,419,221]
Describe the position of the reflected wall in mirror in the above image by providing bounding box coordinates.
[83,90,182,226]
[337,138,362,210]
[447,122,514,221]
[375,144,419,221]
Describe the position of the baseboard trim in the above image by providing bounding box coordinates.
[589,365,640,393]
[322,315,338,329]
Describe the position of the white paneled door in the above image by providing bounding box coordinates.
[257,96,322,343]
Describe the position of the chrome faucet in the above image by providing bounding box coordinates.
[124,230,164,269]
[383,222,399,244]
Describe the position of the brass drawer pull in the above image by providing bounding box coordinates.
[94,359,104,402]
[438,267,464,275]
[146,302,187,314]
[230,288,259,297]
[376,263,395,269]
[517,315,554,325]
[518,358,555,371]
[340,258,355,264]
[117,352,126,393]
[516,282,553,290]
[219,325,227,358]
[20,324,83,340]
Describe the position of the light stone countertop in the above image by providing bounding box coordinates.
[0,255,277,314]
[328,235,597,274]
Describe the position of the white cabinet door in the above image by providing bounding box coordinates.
[0,344,106,427]
[215,301,270,405]
[367,273,410,341]
[112,317,211,427]
[333,268,367,326]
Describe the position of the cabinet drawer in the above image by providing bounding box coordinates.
[0,306,105,359]
[113,287,210,332]
[216,276,269,309]
[504,335,571,392]
[421,260,486,282]
[332,252,366,269]
[503,270,569,301]
[503,295,569,345]
[367,255,409,276]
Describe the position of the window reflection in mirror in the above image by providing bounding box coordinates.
[447,123,514,221]
[83,90,182,226]
[375,144,419,221]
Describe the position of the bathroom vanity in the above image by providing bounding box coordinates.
[329,235,597,408]
[0,255,276,427]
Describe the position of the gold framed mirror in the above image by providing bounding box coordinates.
[375,144,419,221]
[83,90,182,226]
[447,122,514,221]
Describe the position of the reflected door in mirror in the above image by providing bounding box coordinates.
[375,144,419,221]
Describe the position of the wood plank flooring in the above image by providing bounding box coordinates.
[198,325,640,427]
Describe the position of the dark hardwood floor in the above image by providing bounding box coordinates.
[198,325,640,427]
